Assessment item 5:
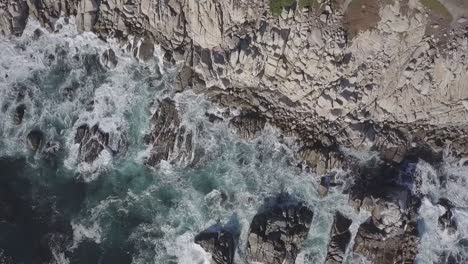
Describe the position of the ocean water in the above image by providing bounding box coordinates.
[0,18,467,264]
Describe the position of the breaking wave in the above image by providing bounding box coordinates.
[0,18,467,264]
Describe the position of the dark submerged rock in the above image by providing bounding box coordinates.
[13,104,26,125]
[246,194,314,264]
[27,130,43,151]
[325,212,352,264]
[195,223,238,264]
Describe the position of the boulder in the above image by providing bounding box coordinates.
[325,212,352,264]
[195,224,237,264]
[246,194,313,264]
[74,124,110,163]
[137,37,154,61]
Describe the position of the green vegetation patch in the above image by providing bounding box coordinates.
[299,0,319,9]
[420,0,452,20]
[270,0,319,16]
[270,0,296,16]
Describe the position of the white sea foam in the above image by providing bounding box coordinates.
[3,16,468,264]
[71,221,102,248]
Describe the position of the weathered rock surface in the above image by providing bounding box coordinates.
[246,194,313,264]
[297,145,343,175]
[351,184,420,263]
[144,98,193,166]
[325,212,352,264]
[75,124,107,163]
[1,0,468,161]
[353,217,419,264]
[229,112,266,139]
[195,224,237,264]
[74,123,124,163]
[344,156,422,263]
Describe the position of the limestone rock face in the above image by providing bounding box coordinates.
[144,98,193,166]
[2,0,468,159]
[246,195,314,264]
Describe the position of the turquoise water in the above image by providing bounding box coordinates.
[1,18,468,264]
[0,18,352,264]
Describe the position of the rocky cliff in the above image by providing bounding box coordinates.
[1,0,468,263]
[2,0,468,167]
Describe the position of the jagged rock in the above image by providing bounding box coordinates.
[247,194,314,264]
[351,184,420,263]
[195,224,237,264]
[353,218,419,264]
[229,112,266,139]
[325,212,352,264]
[74,124,111,163]
[175,65,193,92]
[145,98,193,166]
[27,130,43,151]
[44,141,60,155]
[0,0,29,36]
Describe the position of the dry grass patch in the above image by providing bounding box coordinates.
[420,0,452,20]
[343,0,382,38]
